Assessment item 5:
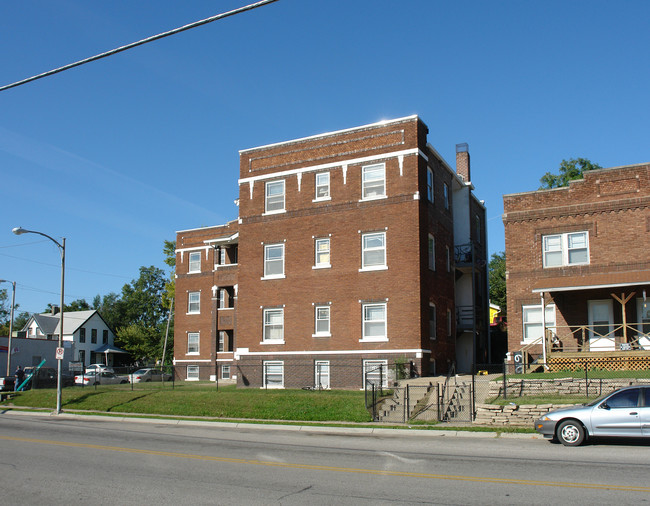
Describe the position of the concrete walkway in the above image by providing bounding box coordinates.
[0,407,542,440]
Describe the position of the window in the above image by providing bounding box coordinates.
[637,298,650,345]
[475,215,481,244]
[315,172,330,199]
[188,291,200,314]
[446,246,450,272]
[79,328,86,343]
[429,304,437,340]
[315,238,330,268]
[102,329,108,344]
[263,308,284,342]
[427,167,434,202]
[187,365,199,380]
[522,304,556,344]
[218,331,226,352]
[428,235,435,271]
[263,361,284,388]
[78,350,85,365]
[543,231,589,268]
[187,332,199,354]
[314,306,330,336]
[264,244,285,278]
[188,251,201,273]
[606,388,639,408]
[362,303,387,341]
[362,163,385,199]
[220,247,227,266]
[315,361,330,389]
[443,183,449,210]
[218,289,227,309]
[91,329,97,344]
[221,365,230,379]
[265,180,285,213]
[361,232,386,270]
[363,359,388,388]
[447,309,452,337]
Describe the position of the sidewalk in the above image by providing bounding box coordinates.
[0,406,542,440]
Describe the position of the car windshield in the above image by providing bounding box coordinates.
[586,391,614,407]
[133,369,148,375]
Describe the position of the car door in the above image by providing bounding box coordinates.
[590,388,642,437]
[641,388,650,437]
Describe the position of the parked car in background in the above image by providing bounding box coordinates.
[128,368,172,383]
[75,371,128,386]
[535,385,650,446]
[0,376,15,391]
[20,367,75,389]
[85,364,114,373]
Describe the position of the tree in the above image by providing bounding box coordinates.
[539,158,602,189]
[488,252,507,315]
[114,266,168,363]
[91,292,123,332]
[162,239,176,309]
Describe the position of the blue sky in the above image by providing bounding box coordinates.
[1,0,649,315]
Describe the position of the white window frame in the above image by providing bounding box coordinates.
[188,251,201,273]
[262,308,285,344]
[314,172,331,201]
[361,163,386,200]
[187,332,200,354]
[263,361,284,388]
[542,231,589,268]
[361,232,387,271]
[314,238,331,269]
[361,302,388,342]
[428,234,436,271]
[265,180,285,214]
[315,360,330,389]
[218,330,226,352]
[263,243,285,279]
[187,291,200,314]
[427,167,434,202]
[187,365,199,381]
[522,304,556,344]
[429,304,437,340]
[221,364,230,379]
[363,359,388,388]
[313,305,331,337]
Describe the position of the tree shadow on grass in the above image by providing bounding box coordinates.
[63,390,156,413]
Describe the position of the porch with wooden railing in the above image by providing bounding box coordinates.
[519,322,650,372]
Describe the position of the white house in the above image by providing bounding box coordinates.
[22,309,122,370]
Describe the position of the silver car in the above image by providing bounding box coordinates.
[535,385,650,446]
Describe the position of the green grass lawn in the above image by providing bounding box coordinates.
[2,384,373,423]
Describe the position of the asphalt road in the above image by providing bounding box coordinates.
[1,412,649,505]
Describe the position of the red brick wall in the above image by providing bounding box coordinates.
[503,164,650,353]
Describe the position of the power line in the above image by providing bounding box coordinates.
[0,0,280,92]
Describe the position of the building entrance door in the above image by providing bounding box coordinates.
[588,299,615,350]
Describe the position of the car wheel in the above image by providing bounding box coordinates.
[120,380,127,384]
[146,379,151,382]
[557,419,585,446]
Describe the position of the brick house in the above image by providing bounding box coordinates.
[503,163,650,370]
[174,115,488,387]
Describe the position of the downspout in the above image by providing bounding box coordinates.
[540,291,547,365]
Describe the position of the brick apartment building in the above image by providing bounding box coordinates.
[174,115,488,388]
[503,162,650,369]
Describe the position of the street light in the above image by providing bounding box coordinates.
[0,279,16,376]
[12,227,65,414]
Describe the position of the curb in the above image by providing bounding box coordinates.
[0,408,542,439]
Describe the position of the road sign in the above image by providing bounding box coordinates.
[55,347,64,360]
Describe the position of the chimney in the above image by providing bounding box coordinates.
[51,305,60,316]
[456,143,470,183]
